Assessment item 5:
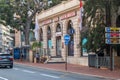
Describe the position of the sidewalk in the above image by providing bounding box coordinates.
[15,60,120,80]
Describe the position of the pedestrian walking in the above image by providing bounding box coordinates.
[20,53,24,61]
[35,53,40,63]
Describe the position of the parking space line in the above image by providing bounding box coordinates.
[0,77,8,80]
[13,68,20,70]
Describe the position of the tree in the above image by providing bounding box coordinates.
[31,41,42,51]
[0,0,14,25]
[82,0,120,52]
[0,0,65,46]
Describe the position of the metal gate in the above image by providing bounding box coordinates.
[96,56,110,68]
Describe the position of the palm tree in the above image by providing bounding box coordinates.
[31,41,42,53]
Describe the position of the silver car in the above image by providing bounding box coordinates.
[0,53,13,68]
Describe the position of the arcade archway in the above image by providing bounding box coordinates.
[67,20,74,56]
[56,23,62,56]
[47,26,51,56]
[39,28,43,42]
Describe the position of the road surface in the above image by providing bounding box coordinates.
[0,64,112,80]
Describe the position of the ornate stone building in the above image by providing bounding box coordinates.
[37,0,88,65]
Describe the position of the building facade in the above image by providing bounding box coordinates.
[0,24,13,52]
[37,0,88,65]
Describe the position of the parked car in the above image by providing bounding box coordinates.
[0,52,13,68]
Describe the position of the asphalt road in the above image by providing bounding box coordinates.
[0,64,112,80]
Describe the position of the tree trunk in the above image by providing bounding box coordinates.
[24,20,31,45]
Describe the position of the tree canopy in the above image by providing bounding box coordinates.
[0,0,65,45]
[82,0,120,52]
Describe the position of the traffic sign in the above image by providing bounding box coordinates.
[64,34,70,41]
[105,27,110,32]
[65,41,69,45]
[64,34,70,45]
[105,27,120,44]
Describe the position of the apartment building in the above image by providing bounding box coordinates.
[0,24,13,52]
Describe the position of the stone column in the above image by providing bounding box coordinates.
[51,23,56,56]
[73,19,81,58]
[61,20,67,60]
[43,26,47,55]
[29,50,33,63]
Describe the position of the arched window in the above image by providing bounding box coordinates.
[40,28,43,41]
[67,20,74,56]
[47,26,51,40]
[56,23,61,32]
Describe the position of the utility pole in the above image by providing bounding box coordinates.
[105,0,114,71]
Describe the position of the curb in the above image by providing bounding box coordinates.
[14,62,118,80]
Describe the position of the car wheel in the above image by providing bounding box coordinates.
[10,65,13,68]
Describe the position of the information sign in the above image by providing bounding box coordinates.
[64,34,70,45]
[105,27,120,44]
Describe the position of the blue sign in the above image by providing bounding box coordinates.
[105,33,111,38]
[65,41,69,45]
[70,29,75,34]
[105,27,110,32]
[105,39,111,44]
[64,34,70,41]
[64,34,70,45]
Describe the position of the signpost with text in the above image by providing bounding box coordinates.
[105,27,120,70]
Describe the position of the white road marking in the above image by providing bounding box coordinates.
[0,77,8,80]
[22,70,36,73]
[13,68,20,70]
[40,74,60,79]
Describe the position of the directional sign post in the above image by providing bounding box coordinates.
[104,27,120,71]
[64,34,70,71]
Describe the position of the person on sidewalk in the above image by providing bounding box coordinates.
[35,53,40,63]
[20,52,24,61]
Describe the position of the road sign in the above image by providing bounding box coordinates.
[105,27,120,44]
[65,41,69,45]
[64,34,70,41]
[64,34,70,45]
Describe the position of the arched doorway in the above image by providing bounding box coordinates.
[39,28,43,55]
[39,28,43,42]
[56,23,62,56]
[47,26,51,56]
[67,20,74,56]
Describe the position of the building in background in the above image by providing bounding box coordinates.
[14,29,35,59]
[0,24,13,52]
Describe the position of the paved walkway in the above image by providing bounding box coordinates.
[15,60,120,80]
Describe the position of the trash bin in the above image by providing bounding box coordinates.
[88,54,96,67]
